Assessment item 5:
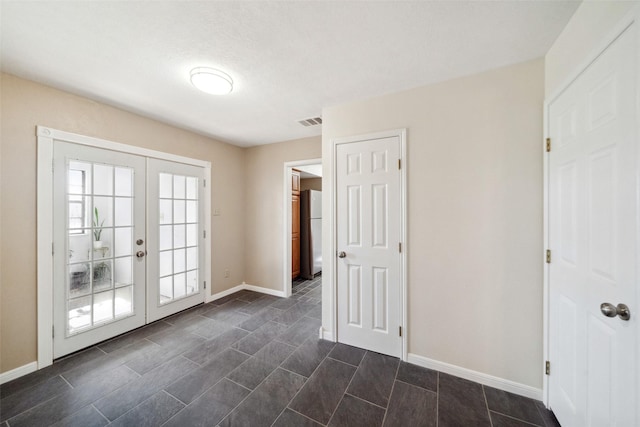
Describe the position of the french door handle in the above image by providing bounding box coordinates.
[338,251,346,258]
[136,251,145,258]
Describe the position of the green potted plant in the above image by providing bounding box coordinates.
[93,207,105,249]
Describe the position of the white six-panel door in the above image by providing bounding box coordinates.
[336,136,402,357]
[548,22,638,426]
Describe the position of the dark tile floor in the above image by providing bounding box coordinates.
[1,280,560,427]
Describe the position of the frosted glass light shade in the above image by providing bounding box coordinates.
[190,67,233,95]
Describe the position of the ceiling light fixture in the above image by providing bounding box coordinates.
[190,67,233,95]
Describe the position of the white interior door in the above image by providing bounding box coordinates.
[336,136,402,357]
[548,22,638,426]
[53,142,146,358]
[146,159,206,322]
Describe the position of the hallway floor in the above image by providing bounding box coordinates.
[1,285,559,426]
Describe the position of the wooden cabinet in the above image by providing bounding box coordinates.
[292,170,301,279]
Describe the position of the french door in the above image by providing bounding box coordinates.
[52,141,205,358]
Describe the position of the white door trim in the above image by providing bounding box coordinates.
[542,5,640,408]
[282,158,322,298]
[37,126,211,368]
[328,129,407,361]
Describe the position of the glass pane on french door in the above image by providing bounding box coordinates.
[53,142,146,358]
[147,158,205,322]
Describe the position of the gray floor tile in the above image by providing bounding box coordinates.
[438,373,491,427]
[190,317,233,339]
[61,339,157,386]
[253,340,298,366]
[273,302,316,326]
[484,386,545,425]
[272,409,323,427]
[281,338,335,377]
[182,327,249,365]
[306,304,322,319]
[7,365,138,427]
[50,405,109,427]
[277,316,321,347]
[238,295,280,315]
[109,391,184,427]
[329,394,386,427]
[163,379,250,427]
[165,348,248,404]
[97,320,171,353]
[0,375,71,422]
[236,291,265,303]
[347,351,399,407]
[94,356,198,421]
[328,343,366,367]
[239,307,286,332]
[124,335,200,375]
[270,298,299,310]
[220,368,306,427]
[535,402,562,427]
[227,357,277,389]
[203,305,252,326]
[289,358,357,425]
[232,321,290,355]
[217,298,250,311]
[491,411,542,427]
[396,361,437,392]
[383,380,437,427]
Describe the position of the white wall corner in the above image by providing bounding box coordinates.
[320,327,335,342]
[0,362,38,385]
[407,353,543,401]
[206,283,245,303]
[242,283,286,298]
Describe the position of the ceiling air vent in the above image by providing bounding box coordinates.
[298,117,323,127]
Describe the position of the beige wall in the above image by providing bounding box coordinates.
[300,177,322,191]
[321,59,544,388]
[244,137,321,290]
[0,73,246,373]
[545,1,637,98]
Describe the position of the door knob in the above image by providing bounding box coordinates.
[136,239,144,246]
[136,251,145,258]
[600,302,631,321]
[338,251,346,258]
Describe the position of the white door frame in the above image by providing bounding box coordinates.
[282,158,322,298]
[542,6,640,408]
[36,126,211,368]
[328,129,407,360]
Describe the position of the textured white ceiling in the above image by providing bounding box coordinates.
[0,1,580,147]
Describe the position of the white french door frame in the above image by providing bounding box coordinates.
[542,5,640,409]
[37,126,211,368]
[282,158,322,298]
[327,129,407,360]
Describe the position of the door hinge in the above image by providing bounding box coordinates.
[399,326,402,337]
[399,242,402,253]
[545,360,550,375]
[398,159,401,170]
[204,179,206,187]
[204,281,207,289]
[52,243,54,256]
[546,249,551,264]
[52,326,55,338]
[203,230,206,239]
[546,138,551,152]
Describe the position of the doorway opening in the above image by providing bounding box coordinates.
[283,159,322,298]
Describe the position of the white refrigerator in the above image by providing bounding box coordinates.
[300,189,322,279]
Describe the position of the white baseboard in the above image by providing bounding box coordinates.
[407,353,542,401]
[207,282,286,303]
[320,327,335,341]
[206,284,245,303]
[242,282,286,298]
[0,361,38,385]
